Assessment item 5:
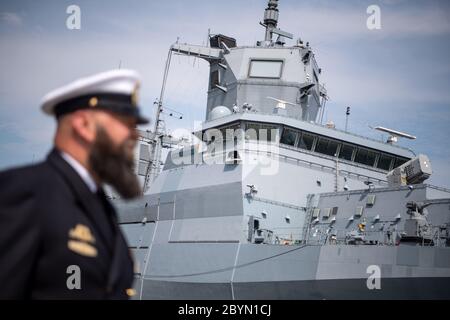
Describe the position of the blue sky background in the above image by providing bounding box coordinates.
[0,0,449,187]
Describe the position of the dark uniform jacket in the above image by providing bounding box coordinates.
[0,149,134,299]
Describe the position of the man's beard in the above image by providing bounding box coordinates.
[88,126,141,199]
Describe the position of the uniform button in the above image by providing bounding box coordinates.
[126,288,136,297]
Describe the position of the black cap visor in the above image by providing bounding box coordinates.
[54,93,150,125]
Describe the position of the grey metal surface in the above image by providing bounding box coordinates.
[127,243,450,299]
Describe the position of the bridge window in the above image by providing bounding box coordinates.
[280,128,298,146]
[394,157,408,168]
[245,123,277,141]
[339,144,355,161]
[246,123,409,171]
[249,60,283,79]
[219,123,241,150]
[260,124,277,141]
[220,123,240,140]
[315,137,339,157]
[354,148,377,167]
[204,128,223,144]
[298,132,315,151]
[377,154,394,171]
[245,123,259,140]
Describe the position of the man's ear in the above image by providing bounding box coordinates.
[71,110,97,144]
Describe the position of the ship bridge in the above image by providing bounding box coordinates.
[166,111,413,174]
[170,0,326,124]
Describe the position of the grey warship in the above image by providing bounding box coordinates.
[113,0,450,299]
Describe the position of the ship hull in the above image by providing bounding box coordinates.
[136,277,450,300]
[131,243,450,300]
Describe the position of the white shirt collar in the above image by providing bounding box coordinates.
[60,151,98,193]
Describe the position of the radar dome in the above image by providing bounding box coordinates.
[209,106,232,120]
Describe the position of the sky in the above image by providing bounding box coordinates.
[0,0,449,187]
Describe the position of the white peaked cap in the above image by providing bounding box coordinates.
[41,69,149,124]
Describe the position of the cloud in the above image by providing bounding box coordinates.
[280,2,450,42]
[321,57,450,106]
[382,6,450,37]
[0,29,210,115]
[427,157,450,189]
[0,12,22,27]
[0,122,17,129]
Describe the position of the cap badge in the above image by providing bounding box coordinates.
[89,97,98,107]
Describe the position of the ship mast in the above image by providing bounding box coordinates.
[143,49,173,193]
[260,0,293,45]
[263,0,279,42]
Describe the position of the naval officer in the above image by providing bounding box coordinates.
[0,69,149,299]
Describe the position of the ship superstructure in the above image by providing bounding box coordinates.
[113,0,450,299]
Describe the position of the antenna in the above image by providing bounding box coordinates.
[372,126,416,144]
[266,96,298,109]
[262,0,278,42]
[260,0,292,45]
[345,106,350,132]
[161,105,183,120]
[318,83,328,124]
